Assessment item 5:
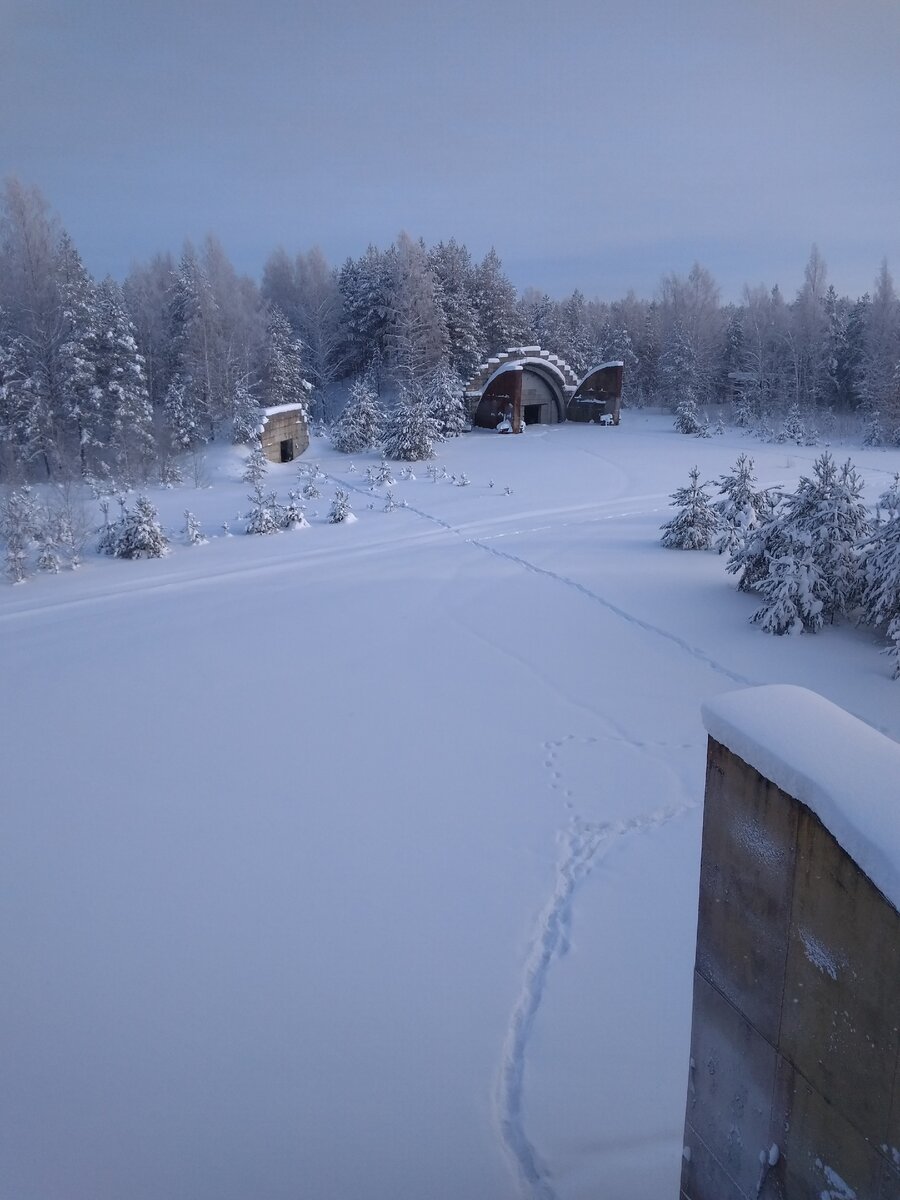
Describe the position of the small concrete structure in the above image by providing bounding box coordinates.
[567,361,624,425]
[260,404,309,464]
[681,686,900,1200]
[464,347,579,433]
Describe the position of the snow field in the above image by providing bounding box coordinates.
[2,414,900,1200]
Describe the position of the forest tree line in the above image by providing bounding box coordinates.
[1,177,899,484]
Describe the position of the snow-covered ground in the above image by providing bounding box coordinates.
[3,414,899,1200]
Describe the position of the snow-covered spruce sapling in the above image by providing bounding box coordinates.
[384,489,396,512]
[660,467,721,550]
[331,377,383,454]
[114,497,169,559]
[777,403,806,445]
[245,485,280,535]
[673,396,702,435]
[381,384,441,461]
[713,454,773,555]
[456,472,471,487]
[279,491,309,530]
[328,489,353,523]
[695,417,712,438]
[242,441,269,484]
[301,480,320,500]
[750,534,829,635]
[182,510,206,545]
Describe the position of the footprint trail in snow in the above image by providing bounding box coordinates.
[494,733,696,1200]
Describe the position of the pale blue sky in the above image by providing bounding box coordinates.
[4,0,899,300]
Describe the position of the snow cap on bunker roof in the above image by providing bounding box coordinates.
[702,685,900,912]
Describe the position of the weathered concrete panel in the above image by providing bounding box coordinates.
[774,1057,890,1200]
[680,1123,745,1200]
[695,740,797,1043]
[682,972,777,1196]
[781,805,900,1147]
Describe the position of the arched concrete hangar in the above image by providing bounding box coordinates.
[465,347,579,434]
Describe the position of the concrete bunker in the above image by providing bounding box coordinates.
[260,403,309,464]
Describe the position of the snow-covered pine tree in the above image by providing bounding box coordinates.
[426,357,468,437]
[729,452,871,629]
[0,486,38,582]
[94,279,156,485]
[733,393,754,429]
[713,454,773,555]
[242,440,269,484]
[230,378,264,445]
[660,467,721,550]
[674,395,702,434]
[777,402,806,445]
[860,515,900,675]
[55,232,103,474]
[261,305,310,415]
[331,377,383,453]
[245,484,280,535]
[114,496,169,559]
[328,488,353,523]
[381,383,441,461]
[750,533,830,635]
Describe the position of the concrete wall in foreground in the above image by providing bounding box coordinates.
[681,737,900,1200]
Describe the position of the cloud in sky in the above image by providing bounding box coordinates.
[4,0,899,300]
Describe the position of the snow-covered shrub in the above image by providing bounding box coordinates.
[713,416,725,436]
[660,467,721,550]
[328,489,353,523]
[331,377,383,453]
[382,384,442,461]
[301,480,320,500]
[673,396,702,435]
[729,452,871,632]
[245,484,280,535]
[695,417,711,438]
[713,454,775,555]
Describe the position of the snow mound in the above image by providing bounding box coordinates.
[702,685,900,911]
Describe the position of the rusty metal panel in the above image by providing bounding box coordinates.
[683,972,777,1198]
[695,742,798,1044]
[780,805,900,1149]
